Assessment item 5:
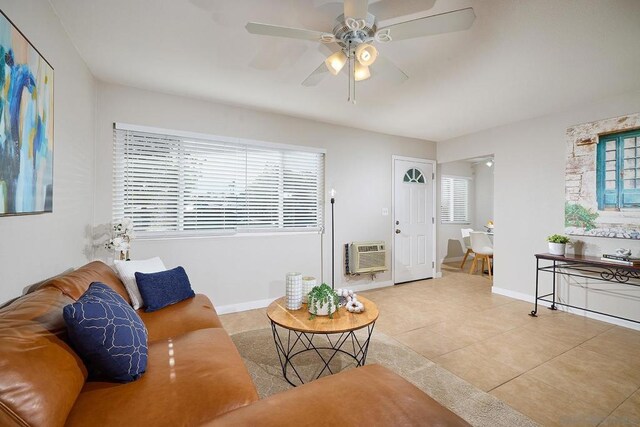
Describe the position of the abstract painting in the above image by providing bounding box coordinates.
[0,10,54,216]
[565,113,640,239]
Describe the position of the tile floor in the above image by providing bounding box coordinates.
[219,264,640,427]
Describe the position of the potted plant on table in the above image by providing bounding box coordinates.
[307,283,339,320]
[547,234,570,256]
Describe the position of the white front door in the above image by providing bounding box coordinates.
[393,157,435,284]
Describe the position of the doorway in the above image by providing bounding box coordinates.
[392,156,436,284]
[437,155,495,276]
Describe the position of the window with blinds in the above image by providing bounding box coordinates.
[113,124,325,237]
[441,176,470,224]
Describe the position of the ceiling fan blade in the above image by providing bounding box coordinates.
[302,62,329,87]
[369,0,436,21]
[378,7,475,42]
[246,22,326,41]
[344,0,369,19]
[374,55,408,84]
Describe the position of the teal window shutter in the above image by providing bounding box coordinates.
[596,129,640,210]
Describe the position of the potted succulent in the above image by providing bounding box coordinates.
[547,234,570,256]
[307,283,339,319]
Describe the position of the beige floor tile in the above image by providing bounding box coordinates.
[470,327,574,372]
[526,347,638,414]
[581,326,640,367]
[523,311,613,347]
[490,375,608,427]
[426,312,521,347]
[434,346,522,391]
[600,388,640,427]
[394,327,467,360]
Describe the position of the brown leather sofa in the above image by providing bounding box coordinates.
[0,261,469,427]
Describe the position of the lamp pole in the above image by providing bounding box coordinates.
[330,189,336,290]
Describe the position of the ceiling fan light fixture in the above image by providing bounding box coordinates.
[354,62,371,81]
[325,51,347,75]
[355,43,378,66]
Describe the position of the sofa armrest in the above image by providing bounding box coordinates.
[204,364,470,427]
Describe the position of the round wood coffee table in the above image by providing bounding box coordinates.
[266,295,379,387]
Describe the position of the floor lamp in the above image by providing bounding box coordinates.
[330,188,336,290]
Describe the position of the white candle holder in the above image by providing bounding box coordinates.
[285,272,303,310]
[301,277,317,304]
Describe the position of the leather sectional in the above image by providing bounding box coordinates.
[0,261,469,426]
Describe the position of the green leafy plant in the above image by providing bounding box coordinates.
[547,234,570,244]
[307,283,339,320]
[565,202,598,231]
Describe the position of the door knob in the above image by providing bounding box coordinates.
[395,229,401,234]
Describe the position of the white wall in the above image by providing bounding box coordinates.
[438,90,640,323]
[95,82,436,310]
[0,1,96,303]
[437,161,474,264]
[472,162,494,231]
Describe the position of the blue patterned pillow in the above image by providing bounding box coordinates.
[63,282,148,382]
[135,266,195,312]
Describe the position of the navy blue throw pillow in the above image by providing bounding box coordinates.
[63,282,148,383]
[135,266,195,312]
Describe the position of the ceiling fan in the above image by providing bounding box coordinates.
[245,0,476,103]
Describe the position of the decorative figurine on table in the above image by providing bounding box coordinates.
[336,289,365,313]
[616,248,632,257]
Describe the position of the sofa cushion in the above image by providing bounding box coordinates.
[64,283,148,382]
[206,364,470,427]
[138,293,223,342]
[41,261,131,304]
[114,257,166,309]
[135,266,195,312]
[65,328,259,427]
[0,287,88,427]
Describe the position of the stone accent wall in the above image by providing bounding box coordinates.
[565,113,640,239]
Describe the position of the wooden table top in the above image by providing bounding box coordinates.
[266,295,379,334]
[535,253,640,271]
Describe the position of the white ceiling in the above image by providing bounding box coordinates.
[49,0,640,141]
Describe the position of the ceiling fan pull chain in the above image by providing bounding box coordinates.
[347,40,352,103]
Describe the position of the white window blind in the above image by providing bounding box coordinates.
[441,176,470,224]
[113,124,325,237]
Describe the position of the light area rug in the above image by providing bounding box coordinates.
[231,328,538,427]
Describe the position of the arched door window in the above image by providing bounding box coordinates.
[403,168,425,183]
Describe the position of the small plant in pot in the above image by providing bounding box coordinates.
[547,234,570,256]
[307,283,339,320]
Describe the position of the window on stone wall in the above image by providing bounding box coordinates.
[597,129,640,210]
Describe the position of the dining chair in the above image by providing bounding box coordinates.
[469,231,494,279]
[460,228,475,270]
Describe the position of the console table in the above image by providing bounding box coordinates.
[530,253,640,324]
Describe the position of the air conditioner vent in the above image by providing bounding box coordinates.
[348,241,387,274]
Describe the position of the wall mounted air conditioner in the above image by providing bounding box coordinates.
[348,241,387,274]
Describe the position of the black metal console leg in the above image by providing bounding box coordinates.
[530,257,539,317]
[549,260,558,310]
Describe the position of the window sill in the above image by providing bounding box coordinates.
[136,229,323,241]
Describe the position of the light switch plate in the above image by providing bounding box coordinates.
[382,208,389,216]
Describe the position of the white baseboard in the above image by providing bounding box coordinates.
[491,286,534,302]
[492,286,640,331]
[343,280,393,293]
[443,256,464,263]
[216,297,275,315]
[216,280,394,315]
[435,272,443,278]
